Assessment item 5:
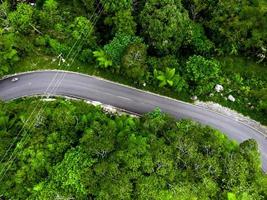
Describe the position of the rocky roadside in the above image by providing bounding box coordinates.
[195,100,267,137]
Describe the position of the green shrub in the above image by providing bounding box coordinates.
[184,55,221,95]
[121,42,147,81]
[103,33,142,67]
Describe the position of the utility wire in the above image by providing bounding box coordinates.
[0,1,105,182]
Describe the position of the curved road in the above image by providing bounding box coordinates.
[0,70,266,171]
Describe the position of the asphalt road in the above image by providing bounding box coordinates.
[0,70,266,172]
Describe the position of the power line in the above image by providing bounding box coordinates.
[0,1,105,182]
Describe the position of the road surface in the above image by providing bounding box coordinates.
[0,70,266,171]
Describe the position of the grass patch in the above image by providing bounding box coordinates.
[217,56,267,76]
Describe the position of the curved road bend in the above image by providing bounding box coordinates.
[0,70,266,172]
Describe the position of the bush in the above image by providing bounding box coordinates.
[184,55,221,95]
[1,99,266,199]
[103,33,142,67]
[140,0,188,55]
[93,50,113,68]
[48,38,69,55]
[35,36,47,47]
[8,3,34,34]
[184,22,214,55]
[121,42,147,81]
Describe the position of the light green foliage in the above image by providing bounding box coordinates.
[8,3,34,34]
[93,50,113,68]
[121,42,147,81]
[140,0,189,54]
[38,0,58,28]
[0,99,266,199]
[227,193,237,200]
[101,0,133,13]
[240,139,261,174]
[154,67,186,92]
[110,9,136,36]
[0,32,19,76]
[103,33,142,66]
[48,37,69,55]
[154,67,176,87]
[69,16,94,43]
[66,16,96,61]
[42,0,57,17]
[31,147,95,199]
[0,99,84,198]
[185,55,221,95]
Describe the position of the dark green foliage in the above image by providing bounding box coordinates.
[183,22,214,55]
[0,99,266,199]
[140,0,189,55]
[0,32,19,76]
[121,42,147,81]
[100,0,133,13]
[147,55,181,71]
[182,0,267,56]
[0,4,266,199]
[110,9,136,36]
[103,33,142,67]
[79,0,95,13]
[253,88,267,114]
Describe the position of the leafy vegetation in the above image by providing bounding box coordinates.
[0,98,266,199]
[0,0,266,198]
[184,55,221,95]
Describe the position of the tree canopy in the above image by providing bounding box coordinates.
[0,99,266,199]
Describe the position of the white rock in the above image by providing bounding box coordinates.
[194,101,267,135]
[209,93,214,97]
[104,105,117,113]
[191,96,198,101]
[91,101,102,106]
[41,98,56,102]
[228,95,235,102]
[143,83,146,87]
[215,84,224,92]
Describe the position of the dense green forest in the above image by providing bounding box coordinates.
[0,0,266,124]
[0,98,266,199]
[0,1,267,199]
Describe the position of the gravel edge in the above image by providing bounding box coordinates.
[195,101,267,136]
